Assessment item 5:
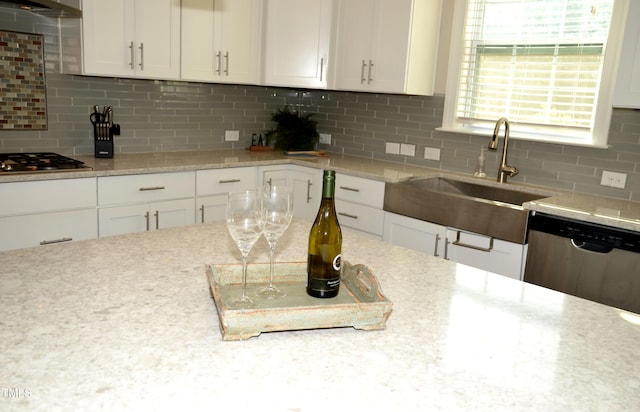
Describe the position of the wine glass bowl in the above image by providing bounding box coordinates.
[256,185,293,299]
[226,190,265,309]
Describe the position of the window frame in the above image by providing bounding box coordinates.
[439,0,630,148]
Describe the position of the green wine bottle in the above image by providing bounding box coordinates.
[307,170,343,298]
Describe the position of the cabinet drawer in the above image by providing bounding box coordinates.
[335,199,384,236]
[98,172,195,206]
[335,174,385,208]
[0,209,98,251]
[445,229,526,280]
[0,178,97,217]
[196,167,257,196]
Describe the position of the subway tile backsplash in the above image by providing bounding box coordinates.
[1,9,640,202]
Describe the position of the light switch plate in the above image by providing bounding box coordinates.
[225,130,240,142]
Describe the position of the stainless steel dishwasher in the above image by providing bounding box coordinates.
[524,212,640,314]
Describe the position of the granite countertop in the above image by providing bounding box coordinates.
[1,220,639,410]
[1,149,639,231]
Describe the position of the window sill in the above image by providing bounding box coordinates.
[436,126,610,150]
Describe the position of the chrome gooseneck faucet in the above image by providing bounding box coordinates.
[488,117,519,183]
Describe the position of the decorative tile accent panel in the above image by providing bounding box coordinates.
[0,30,47,130]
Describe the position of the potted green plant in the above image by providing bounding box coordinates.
[267,105,319,151]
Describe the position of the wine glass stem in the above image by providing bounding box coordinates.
[241,254,249,300]
[268,244,276,287]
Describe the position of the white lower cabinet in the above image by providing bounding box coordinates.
[335,173,386,239]
[0,209,97,251]
[98,199,195,237]
[0,177,98,252]
[444,229,527,280]
[97,171,196,237]
[383,212,446,257]
[258,165,322,220]
[195,167,258,223]
[382,212,526,280]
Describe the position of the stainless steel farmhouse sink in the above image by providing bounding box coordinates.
[383,177,553,244]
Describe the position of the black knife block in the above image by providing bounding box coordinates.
[93,122,119,158]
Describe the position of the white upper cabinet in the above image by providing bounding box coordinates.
[82,0,181,79]
[332,0,441,95]
[613,0,640,108]
[262,0,334,88]
[181,0,262,84]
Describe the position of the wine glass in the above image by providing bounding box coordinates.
[256,185,293,299]
[226,190,265,309]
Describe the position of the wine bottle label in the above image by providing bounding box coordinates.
[332,254,342,271]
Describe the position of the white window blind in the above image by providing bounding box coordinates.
[442,0,629,147]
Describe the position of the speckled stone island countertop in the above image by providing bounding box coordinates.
[1,219,640,411]
[1,149,639,231]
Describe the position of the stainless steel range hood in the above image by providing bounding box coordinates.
[0,0,81,18]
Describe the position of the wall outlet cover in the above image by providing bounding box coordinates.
[319,133,331,145]
[424,147,441,161]
[385,142,400,155]
[225,130,240,142]
[600,170,627,189]
[400,143,416,157]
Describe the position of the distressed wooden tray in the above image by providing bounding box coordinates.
[206,261,393,341]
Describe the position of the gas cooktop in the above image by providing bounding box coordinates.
[0,152,90,174]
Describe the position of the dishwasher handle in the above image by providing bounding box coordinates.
[571,239,613,254]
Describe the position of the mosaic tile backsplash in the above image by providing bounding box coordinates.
[0,30,47,130]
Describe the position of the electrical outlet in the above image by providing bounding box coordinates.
[600,170,627,189]
[224,130,240,142]
[385,142,400,155]
[424,147,441,161]
[400,143,415,157]
[319,133,331,145]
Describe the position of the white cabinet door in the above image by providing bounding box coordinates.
[82,0,180,79]
[0,209,98,252]
[195,167,258,223]
[259,165,322,220]
[290,166,322,220]
[383,212,446,257]
[262,0,333,88]
[333,0,441,95]
[99,198,195,237]
[445,228,527,280]
[181,0,262,84]
[613,0,640,108]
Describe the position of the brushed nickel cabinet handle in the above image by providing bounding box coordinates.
[139,186,166,191]
[451,231,494,252]
[360,59,367,84]
[368,59,374,84]
[434,234,440,257]
[200,205,205,223]
[306,180,312,203]
[218,179,241,184]
[139,43,144,71]
[338,212,358,220]
[145,211,150,231]
[224,51,229,76]
[320,57,324,82]
[40,237,72,246]
[216,51,222,75]
[444,238,450,260]
[154,210,159,230]
[339,186,360,193]
[129,41,135,69]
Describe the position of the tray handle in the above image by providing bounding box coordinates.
[342,262,387,303]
